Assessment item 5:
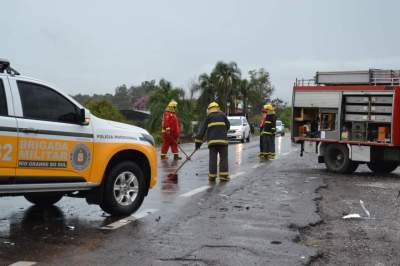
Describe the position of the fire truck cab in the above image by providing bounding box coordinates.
[292,69,400,174]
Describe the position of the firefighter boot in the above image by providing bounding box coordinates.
[173,154,182,160]
[219,173,230,182]
[208,174,217,183]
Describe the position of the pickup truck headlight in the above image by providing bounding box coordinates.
[140,133,155,146]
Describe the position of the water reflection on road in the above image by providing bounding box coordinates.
[0,136,295,260]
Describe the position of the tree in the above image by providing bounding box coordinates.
[112,84,131,109]
[85,100,127,122]
[191,73,216,120]
[210,61,241,113]
[248,68,274,116]
[128,80,157,107]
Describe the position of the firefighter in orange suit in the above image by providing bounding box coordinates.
[161,100,182,160]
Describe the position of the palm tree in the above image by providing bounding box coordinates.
[191,73,216,117]
[210,61,241,113]
[239,79,250,115]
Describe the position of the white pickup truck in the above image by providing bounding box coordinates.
[0,59,157,215]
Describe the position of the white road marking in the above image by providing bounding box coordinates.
[8,262,36,266]
[179,186,210,198]
[179,171,246,198]
[100,209,158,230]
[230,171,245,179]
[252,164,262,169]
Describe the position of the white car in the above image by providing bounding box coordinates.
[276,120,285,136]
[227,116,251,143]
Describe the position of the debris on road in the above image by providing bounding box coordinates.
[66,225,75,230]
[359,200,371,218]
[342,213,361,219]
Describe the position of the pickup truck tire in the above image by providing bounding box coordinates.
[241,134,245,143]
[325,144,358,174]
[367,161,398,174]
[101,161,146,216]
[24,192,64,206]
[246,134,250,143]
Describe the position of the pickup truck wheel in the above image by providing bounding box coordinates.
[367,161,398,174]
[24,193,64,206]
[325,144,357,174]
[246,134,250,143]
[101,161,146,216]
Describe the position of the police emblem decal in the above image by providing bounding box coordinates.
[70,144,91,171]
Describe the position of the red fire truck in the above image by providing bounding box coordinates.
[292,69,400,174]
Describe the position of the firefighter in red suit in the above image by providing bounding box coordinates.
[161,100,182,160]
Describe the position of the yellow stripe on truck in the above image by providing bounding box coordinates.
[11,136,157,189]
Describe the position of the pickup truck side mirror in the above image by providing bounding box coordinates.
[78,108,90,125]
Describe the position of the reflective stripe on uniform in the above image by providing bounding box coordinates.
[261,132,274,135]
[265,121,272,124]
[195,139,203,143]
[219,172,229,176]
[208,140,228,145]
[208,173,217,177]
[207,122,226,128]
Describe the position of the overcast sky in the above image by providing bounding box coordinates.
[2,0,400,101]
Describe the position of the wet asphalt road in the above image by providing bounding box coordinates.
[0,136,325,265]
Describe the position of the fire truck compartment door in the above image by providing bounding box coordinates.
[350,145,370,162]
[294,91,340,108]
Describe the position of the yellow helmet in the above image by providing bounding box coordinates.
[264,103,273,111]
[168,100,178,108]
[208,101,219,109]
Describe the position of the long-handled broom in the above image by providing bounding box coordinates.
[166,149,198,181]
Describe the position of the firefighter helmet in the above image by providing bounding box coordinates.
[168,100,178,108]
[264,103,274,111]
[208,101,219,109]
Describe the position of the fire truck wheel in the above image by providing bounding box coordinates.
[100,161,146,216]
[367,161,398,174]
[324,144,357,174]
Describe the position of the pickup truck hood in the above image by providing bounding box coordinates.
[92,116,149,136]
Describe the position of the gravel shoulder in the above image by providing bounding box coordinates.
[301,163,400,266]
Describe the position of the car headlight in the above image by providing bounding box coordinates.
[140,133,155,146]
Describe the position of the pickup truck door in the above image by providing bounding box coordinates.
[10,78,94,183]
[0,76,17,181]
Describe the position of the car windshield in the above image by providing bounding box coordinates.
[229,118,242,126]
[276,121,282,126]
